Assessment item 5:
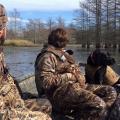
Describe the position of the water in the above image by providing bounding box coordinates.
[4,46,120,81]
[4,46,41,81]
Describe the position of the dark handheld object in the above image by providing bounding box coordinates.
[66,49,74,55]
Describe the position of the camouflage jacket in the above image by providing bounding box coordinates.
[0,50,51,120]
[0,48,6,74]
[35,44,86,98]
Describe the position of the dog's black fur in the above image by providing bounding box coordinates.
[87,49,115,67]
[86,49,116,84]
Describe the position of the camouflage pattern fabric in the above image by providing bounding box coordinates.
[86,84,117,108]
[0,51,51,120]
[52,83,117,120]
[0,107,51,120]
[108,93,120,120]
[0,74,51,120]
[24,98,52,115]
[35,44,117,120]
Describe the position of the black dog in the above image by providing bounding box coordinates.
[85,49,118,85]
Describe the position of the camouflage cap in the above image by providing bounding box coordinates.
[0,4,7,30]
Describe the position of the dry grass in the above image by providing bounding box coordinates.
[4,39,38,47]
[4,40,85,48]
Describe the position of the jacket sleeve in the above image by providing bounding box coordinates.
[38,53,76,90]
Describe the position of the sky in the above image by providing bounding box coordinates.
[0,0,81,23]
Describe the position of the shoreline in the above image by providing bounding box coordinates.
[4,39,83,47]
[4,40,120,50]
[4,39,39,47]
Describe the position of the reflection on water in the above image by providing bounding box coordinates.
[4,46,120,81]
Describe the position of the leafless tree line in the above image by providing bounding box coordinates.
[74,0,120,48]
[7,1,120,49]
[7,9,70,44]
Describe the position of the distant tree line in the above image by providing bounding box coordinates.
[74,0,120,48]
[7,0,120,49]
[7,9,75,44]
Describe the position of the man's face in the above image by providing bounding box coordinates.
[0,27,6,45]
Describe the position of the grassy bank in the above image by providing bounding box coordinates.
[4,39,38,47]
[4,39,85,47]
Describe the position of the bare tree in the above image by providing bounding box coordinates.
[56,17,65,28]
[9,9,21,39]
[47,18,56,32]
[24,19,48,44]
[74,0,120,49]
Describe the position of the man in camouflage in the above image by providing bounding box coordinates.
[0,4,51,120]
[35,28,117,120]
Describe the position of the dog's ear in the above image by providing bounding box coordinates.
[87,54,95,65]
[87,49,101,65]
[87,51,96,65]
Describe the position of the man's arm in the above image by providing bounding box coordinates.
[38,53,76,90]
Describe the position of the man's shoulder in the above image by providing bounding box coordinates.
[35,51,57,65]
[38,51,57,58]
[41,52,57,62]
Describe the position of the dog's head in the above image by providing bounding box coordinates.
[87,49,115,66]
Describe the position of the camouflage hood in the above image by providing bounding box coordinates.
[41,44,75,64]
[41,44,64,59]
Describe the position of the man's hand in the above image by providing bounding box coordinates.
[66,64,86,88]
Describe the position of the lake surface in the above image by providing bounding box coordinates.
[4,46,120,81]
